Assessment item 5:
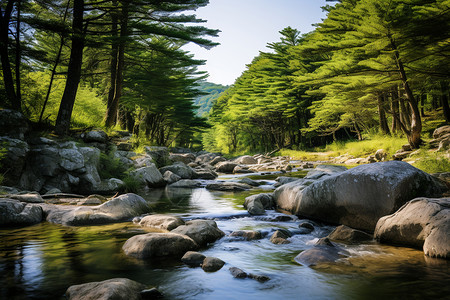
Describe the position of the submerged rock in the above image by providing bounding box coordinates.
[65,278,146,300]
[229,267,247,278]
[275,161,447,231]
[270,230,291,244]
[229,230,262,241]
[205,181,252,192]
[171,220,225,246]
[294,238,345,267]
[375,197,450,259]
[122,232,199,259]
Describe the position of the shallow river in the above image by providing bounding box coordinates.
[1,178,449,299]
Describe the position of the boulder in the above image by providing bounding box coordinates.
[328,225,372,243]
[215,161,238,173]
[159,162,196,179]
[270,230,291,244]
[375,149,387,162]
[171,220,225,246]
[274,161,446,231]
[139,214,185,231]
[169,153,196,165]
[205,181,252,192]
[8,192,44,203]
[275,176,303,186]
[81,130,108,143]
[144,146,171,168]
[304,164,348,180]
[294,238,345,267]
[0,109,28,139]
[163,170,181,184]
[244,193,274,215]
[229,230,262,241]
[129,165,165,188]
[209,156,226,166]
[122,232,198,258]
[233,166,254,174]
[66,278,146,300]
[229,267,247,278]
[0,199,43,226]
[169,179,202,189]
[374,197,450,259]
[234,155,257,165]
[201,257,225,272]
[181,251,206,267]
[195,152,218,164]
[239,177,259,187]
[194,170,218,180]
[93,178,124,195]
[46,193,149,226]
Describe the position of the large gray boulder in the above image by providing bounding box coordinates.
[234,155,257,165]
[215,161,238,173]
[81,130,108,143]
[159,162,196,179]
[244,193,274,215]
[374,198,450,259]
[171,219,225,246]
[169,153,196,165]
[45,193,149,226]
[129,164,165,187]
[66,278,146,300]
[122,232,199,258]
[274,161,446,231]
[0,199,43,226]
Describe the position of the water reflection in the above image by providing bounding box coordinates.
[1,188,449,300]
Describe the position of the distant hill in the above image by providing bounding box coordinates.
[194,82,229,117]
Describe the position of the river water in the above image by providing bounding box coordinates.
[1,177,449,299]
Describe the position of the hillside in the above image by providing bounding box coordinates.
[194,82,229,117]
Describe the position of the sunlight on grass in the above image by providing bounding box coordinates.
[411,151,450,173]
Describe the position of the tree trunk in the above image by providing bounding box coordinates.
[55,0,85,135]
[391,37,422,148]
[441,81,450,123]
[377,92,390,135]
[0,0,19,110]
[105,0,119,127]
[39,0,71,123]
[14,0,21,106]
[105,0,128,127]
[420,93,426,117]
[390,88,401,133]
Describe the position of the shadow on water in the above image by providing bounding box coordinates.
[1,186,449,299]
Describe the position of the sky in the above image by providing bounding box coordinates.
[183,0,332,86]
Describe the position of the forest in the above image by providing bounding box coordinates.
[1,0,449,154]
[205,0,450,154]
[0,0,218,147]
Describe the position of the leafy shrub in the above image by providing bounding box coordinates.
[118,175,143,194]
[98,152,128,180]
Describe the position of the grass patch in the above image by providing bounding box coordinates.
[280,135,407,160]
[412,151,450,173]
[118,175,143,193]
[98,152,128,180]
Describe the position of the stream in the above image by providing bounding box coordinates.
[1,175,449,299]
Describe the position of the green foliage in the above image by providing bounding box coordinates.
[98,152,128,180]
[193,82,229,117]
[118,175,143,194]
[413,152,450,174]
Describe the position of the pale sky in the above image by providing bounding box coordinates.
[183,0,332,85]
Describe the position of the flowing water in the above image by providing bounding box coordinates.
[1,178,449,300]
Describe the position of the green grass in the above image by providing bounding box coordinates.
[98,152,128,180]
[411,151,450,174]
[279,134,407,161]
[119,175,143,193]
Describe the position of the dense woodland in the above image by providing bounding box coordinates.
[206,0,450,154]
[1,0,450,154]
[0,0,218,147]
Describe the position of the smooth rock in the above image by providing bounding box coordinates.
[181,251,206,267]
[171,220,225,246]
[169,179,202,188]
[140,214,185,231]
[215,161,238,173]
[0,199,43,226]
[122,232,199,258]
[328,225,372,243]
[205,181,252,192]
[66,278,145,300]
[294,238,344,267]
[275,161,447,231]
[229,267,247,278]
[201,257,225,272]
[81,130,108,143]
[234,155,258,165]
[163,170,181,184]
[374,197,450,259]
[130,165,165,187]
[159,162,196,179]
[229,230,262,241]
[270,230,291,244]
[9,192,44,203]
